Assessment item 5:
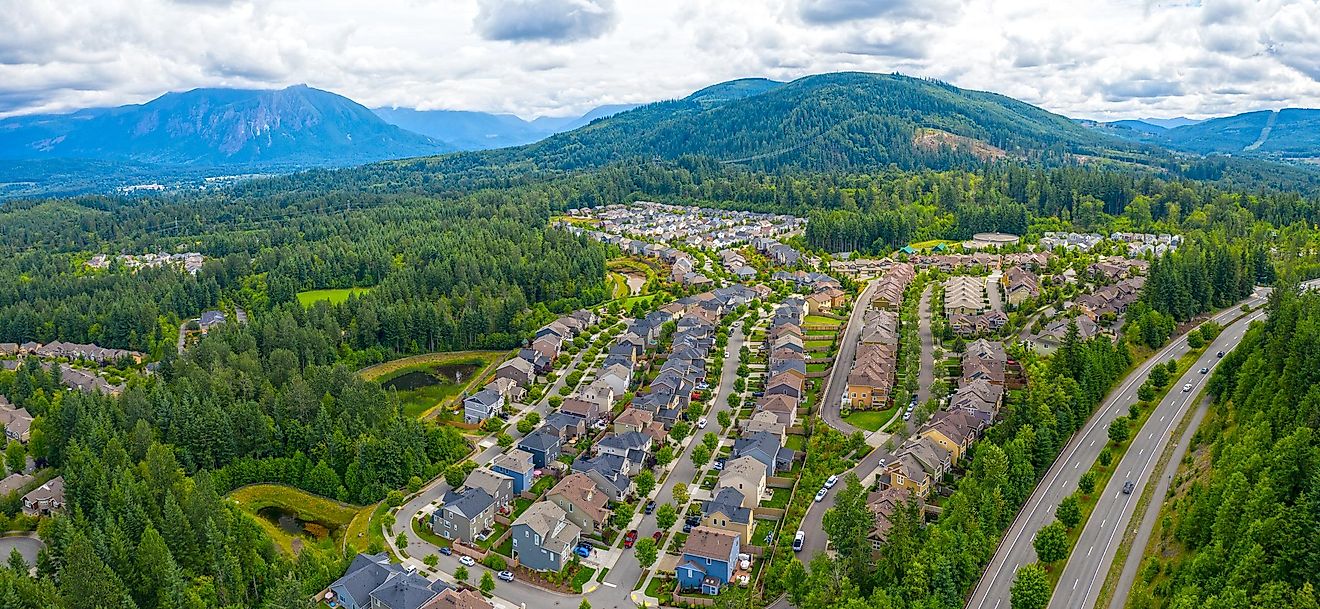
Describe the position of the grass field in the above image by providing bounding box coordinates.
[907,239,959,250]
[804,339,835,349]
[606,272,631,299]
[296,287,373,307]
[344,501,389,555]
[844,406,899,432]
[763,488,791,509]
[229,484,362,554]
[359,350,507,418]
[804,315,843,326]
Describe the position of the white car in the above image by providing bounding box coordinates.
[824,475,839,489]
[814,488,828,502]
[697,417,708,429]
[1182,383,1192,392]
[458,556,475,567]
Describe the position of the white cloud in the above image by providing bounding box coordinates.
[0,0,1318,121]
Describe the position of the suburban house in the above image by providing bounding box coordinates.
[741,410,786,442]
[765,372,805,401]
[431,487,497,543]
[885,453,934,499]
[943,276,986,316]
[462,388,504,424]
[700,487,754,540]
[511,501,582,572]
[594,431,652,469]
[495,357,536,386]
[421,587,494,609]
[517,348,552,374]
[884,437,951,499]
[199,310,226,332]
[1001,266,1040,306]
[491,449,535,495]
[463,467,514,510]
[21,476,64,517]
[572,453,633,502]
[846,343,897,409]
[755,394,798,427]
[517,427,562,468]
[543,412,588,442]
[718,456,768,508]
[949,379,1003,423]
[918,409,983,463]
[324,553,449,609]
[0,400,33,443]
[560,397,605,424]
[485,378,525,404]
[545,472,611,535]
[866,488,915,552]
[531,335,561,362]
[675,526,743,595]
[732,431,795,474]
[614,408,667,444]
[0,473,32,497]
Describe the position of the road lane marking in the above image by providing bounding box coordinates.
[1087,546,1093,556]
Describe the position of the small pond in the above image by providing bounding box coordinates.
[257,506,334,540]
[382,362,480,390]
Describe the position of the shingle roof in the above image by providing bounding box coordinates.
[682,526,739,561]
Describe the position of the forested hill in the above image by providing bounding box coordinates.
[400,72,1144,176]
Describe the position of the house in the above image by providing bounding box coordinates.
[755,394,798,427]
[765,372,804,401]
[579,381,615,412]
[518,348,553,374]
[484,377,525,404]
[491,449,535,495]
[517,427,562,468]
[949,379,1004,421]
[596,364,632,397]
[732,431,794,474]
[421,587,493,609]
[675,527,742,595]
[594,431,651,473]
[0,400,33,443]
[431,487,497,543]
[0,473,33,497]
[701,487,754,541]
[741,410,786,442]
[1001,266,1040,306]
[21,476,65,517]
[545,472,610,535]
[324,553,449,609]
[463,467,514,510]
[495,357,535,387]
[199,311,226,332]
[716,456,767,509]
[531,336,562,362]
[572,453,633,502]
[510,502,582,572]
[918,409,983,463]
[943,276,986,316]
[462,388,504,424]
[560,397,604,424]
[866,488,915,551]
[884,437,950,499]
[543,412,588,442]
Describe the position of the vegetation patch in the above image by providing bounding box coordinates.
[229,484,361,554]
[842,406,897,432]
[359,350,506,418]
[296,287,373,307]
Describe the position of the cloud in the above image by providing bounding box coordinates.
[474,0,617,42]
[797,0,964,24]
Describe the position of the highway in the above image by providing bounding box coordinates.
[1050,304,1266,608]
[965,289,1270,609]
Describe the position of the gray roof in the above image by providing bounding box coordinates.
[465,388,501,408]
[597,431,650,453]
[441,487,495,519]
[702,487,751,525]
[518,427,560,452]
[493,449,534,473]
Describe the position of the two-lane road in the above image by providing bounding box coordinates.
[1050,305,1267,608]
[965,290,1269,609]
[820,281,879,434]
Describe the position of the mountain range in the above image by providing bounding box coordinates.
[1,73,1318,199]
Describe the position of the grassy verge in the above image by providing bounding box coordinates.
[843,406,899,432]
[296,287,372,307]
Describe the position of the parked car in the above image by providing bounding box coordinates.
[902,412,911,421]
[644,500,656,514]
[1200,367,1209,374]
[713,461,723,471]
[1122,480,1136,494]
[824,475,839,489]
[682,523,693,533]
[498,570,515,582]
[697,417,708,429]
[878,458,887,468]
[792,530,805,552]
[459,556,475,567]
[574,544,592,558]
[1182,383,1193,392]
[653,531,663,543]
[814,488,828,502]
[623,530,639,549]
[685,515,701,526]
[439,546,452,556]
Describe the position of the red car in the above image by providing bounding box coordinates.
[652,531,663,543]
[623,529,639,549]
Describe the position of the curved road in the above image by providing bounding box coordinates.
[965,289,1270,609]
[1050,304,1267,608]
[820,280,879,434]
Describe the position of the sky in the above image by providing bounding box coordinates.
[2,0,1319,121]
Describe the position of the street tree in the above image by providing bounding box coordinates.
[1011,563,1050,609]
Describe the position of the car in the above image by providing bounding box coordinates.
[623,529,638,549]
[902,412,911,421]
[1182,383,1193,392]
[1122,480,1136,494]
[697,417,708,429]
[763,531,774,544]
[713,461,723,471]
[685,515,701,526]
[792,530,805,552]
[814,488,828,502]
[878,458,887,468]
[498,570,515,582]
[644,500,656,514]
[653,531,663,543]
[459,556,475,567]
[1200,367,1209,374]
[574,544,592,558]
[682,523,693,533]
[1217,351,1225,358]
[824,475,839,489]
[752,391,764,398]
[438,546,452,556]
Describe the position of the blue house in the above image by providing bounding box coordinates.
[675,526,742,595]
[517,427,561,468]
[492,448,535,495]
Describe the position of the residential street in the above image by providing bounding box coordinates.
[915,284,935,404]
[1049,305,1266,608]
[964,290,1270,609]
[820,280,878,434]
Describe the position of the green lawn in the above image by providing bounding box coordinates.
[843,407,898,432]
[752,519,779,545]
[807,362,828,374]
[804,315,843,326]
[296,287,373,307]
[477,523,509,550]
[530,475,556,497]
[763,488,791,509]
[804,329,836,337]
[784,434,805,451]
[571,566,597,593]
[804,339,834,349]
[606,272,631,299]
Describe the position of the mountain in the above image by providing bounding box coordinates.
[1093,108,1320,159]
[0,85,449,167]
[373,104,638,150]
[416,72,1140,175]
[1107,119,1169,134]
[1137,116,1201,129]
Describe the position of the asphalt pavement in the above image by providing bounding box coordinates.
[964,290,1270,609]
[819,281,879,434]
[1050,305,1266,608]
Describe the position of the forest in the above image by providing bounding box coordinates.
[1121,287,1320,608]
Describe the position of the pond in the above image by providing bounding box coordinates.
[382,362,481,391]
[257,506,334,540]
